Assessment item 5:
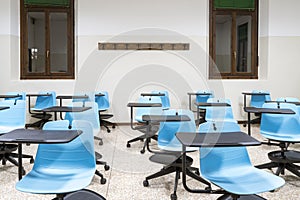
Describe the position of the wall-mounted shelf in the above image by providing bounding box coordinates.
[98,42,189,51]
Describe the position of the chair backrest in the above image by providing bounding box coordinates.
[34,120,95,174]
[0,100,26,133]
[198,121,252,177]
[195,90,214,103]
[64,101,100,136]
[250,90,271,108]
[33,91,56,110]
[205,98,236,122]
[260,102,300,142]
[95,91,110,111]
[135,96,163,122]
[5,92,26,101]
[157,109,196,151]
[151,90,170,110]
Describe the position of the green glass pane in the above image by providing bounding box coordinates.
[24,0,69,7]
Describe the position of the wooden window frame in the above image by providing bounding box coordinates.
[20,0,74,79]
[209,0,258,79]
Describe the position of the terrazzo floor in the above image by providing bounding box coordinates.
[1,124,300,200]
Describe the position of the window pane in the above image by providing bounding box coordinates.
[215,15,232,73]
[236,15,252,72]
[50,12,68,73]
[27,12,45,73]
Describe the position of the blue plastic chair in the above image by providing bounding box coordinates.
[151,90,170,110]
[64,101,109,182]
[205,98,236,123]
[26,91,56,129]
[144,109,210,200]
[16,120,96,197]
[195,90,214,123]
[257,102,300,176]
[0,100,34,167]
[199,121,285,199]
[94,91,116,133]
[249,90,271,125]
[127,96,163,153]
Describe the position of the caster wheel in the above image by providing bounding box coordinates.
[100,178,106,185]
[140,149,145,154]
[107,129,111,133]
[205,186,211,191]
[143,180,149,187]
[22,169,26,175]
[195,170,200,176]
[127,143,131,148]
[243,124,247,127]
[170,193,177,200]
[104,164,110,171]
[30,158,34,164]
[112,125,116,129]
[99,140,103,145]
[2,160,6,165]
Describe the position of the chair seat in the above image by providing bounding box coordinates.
[268,150,300,163]
[149,154,193,167]
[16,167,95,194]
[31,113,52,119]
[202,166,285,195]
[64,189,106,200]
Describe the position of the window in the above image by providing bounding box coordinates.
[209,0,258,79]
[20,0,74,79]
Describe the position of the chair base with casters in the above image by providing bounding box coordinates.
[256,144,300,177]
[143,153,211,200]
[0,143,34,174]
[99,113,116,133]
[94,151,110,184]
[217,194,267,200]
[126,124,159,154]
[60,189,106,200]
[25,113,52,129]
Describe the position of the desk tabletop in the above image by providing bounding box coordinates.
[142,115,190,122]
[127,102,162,107]
[56,95,89,99]
[242,91,270,95]
[0,106,9,111]
[140,93,165,97]
[0,128,82,144]
[42,106,91,112]
[265,100,300,106]
[26,93,52,97]
[0,94,22,98]
[176,131,261,147]
[244,107,295,114]
[187,92,212,96]
[194,102,230,107]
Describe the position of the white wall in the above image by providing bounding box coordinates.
[1,0,300,123]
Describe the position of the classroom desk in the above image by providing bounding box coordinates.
[194,102,231,126]
[0,94,22,99]
[141,114,190,154]
[243,107,295,136]
[187,92,212,111]
[56,95,90,119]
[176,131,261,197]
[0,128,82,180]
[265,100,300,106]
[126,102,162,153]
[42,106,91,120]
[140,93,165,97]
